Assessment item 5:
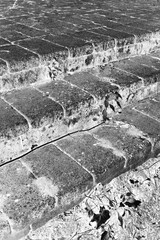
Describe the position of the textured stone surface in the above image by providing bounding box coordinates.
[38,80,94,116]
[0,160,56,236]
[0,97,28,138]
[65,72,118,99]
[91,124,152,169]
[0,45,39,72]
[114,107,160,139]
[16,38,68,62]
[44,34,93,57]
[21,144,93,229]
[55,132,126,184]
[3,87,63,128]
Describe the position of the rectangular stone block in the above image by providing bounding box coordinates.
[69,29,115,51]
[38,80,94,116]
[0,161,56,235]
[91,124,152,170]
[114,107,160,139]
[113,58,160,86]
[65,72,118,99]
[21,144,93,229]
[16,38,68,62]
[0,45,39,72]
[135,94,160,121]
[55,132,125,184]
[44,34,93,57]
[0,97,28,139]
[3,87,64,128]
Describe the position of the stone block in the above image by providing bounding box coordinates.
[0,160,56,237]
[114,107,160,139]
[16,38,68,62]
[0,45,39,72]
[21,144,93,229]
[65,72,118,99]
[44,34,93,57]
[91,124,152,170]
[70,29,115,51]
[113,58,160,86]
[38,80,94,116]
[0,98,28,139]
[55,132,125,184]
[3,87,64,128]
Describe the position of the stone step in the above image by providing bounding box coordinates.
[1,92,160,239]
[1,51,160,164]
[0,1,160,92]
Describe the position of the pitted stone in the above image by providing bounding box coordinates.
[91,124,152,169]
[44,34,93,57]
[3,87,64,128]
[65,71,118,99]
[0,97,28,138]
[16,38,68,61]
[0,45,39,72]
[55,132,125,184]
[0,161,56,235]
[38,80,94,116]
[21,144,93,229]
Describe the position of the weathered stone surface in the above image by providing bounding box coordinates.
[113,58,160,85]
[38,80,94,116]
[0,160,56,237]
[70,29,115,51]
[3,87,64,128]
[16,38,68,61]
[89,27,135,47]
[21,144,93,229]
[44,34,93,57]
[135,94,160,121]
[114,107,160,141]
[9,23,46,37]
[0,65,50,92]
[0,97,28,138]
[0,30,28,42]
[65,72,118,99]
[0,45,39,72]
[55,132,125,184]
[91,124,152,170]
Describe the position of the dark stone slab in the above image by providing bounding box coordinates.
[113,58,160,85]
[93,65,142,88]
[3,87,64,128]
[0,30,29,42]
[21,144,93,229]
[11,23,46,37]
[65,72,118,99]
[89,27,135,46]
[0,161,56,232]
[16,38,68,61]
[135,95,160,121]
[55,133,125,184]
[44,34,93,57]
[91,124,152,170]
[114,107,160,139]
[128,54,160,70]
[69,30,115,51]
[38,80,93,116]
[0,44,39,72]
[0,98,28,138]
